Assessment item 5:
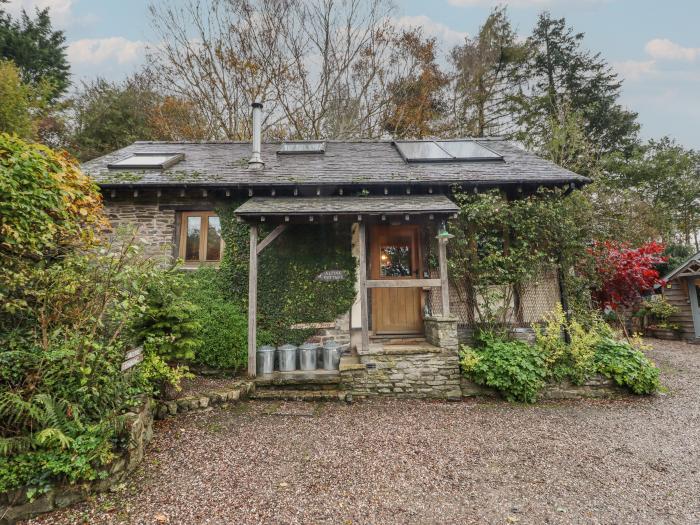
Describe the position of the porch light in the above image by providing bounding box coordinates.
[436,221,454,240]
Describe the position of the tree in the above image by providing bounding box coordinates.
[0,6,69,101]
[148,0,397,140]
[587,241,667,311]
[382,30,449,138]
[0,59,37,138]
[449,7,528,137]
[602,138,700,248]
[516,12,638,157]
[69,73,209,161]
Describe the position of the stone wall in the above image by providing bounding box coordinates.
[0,399,154,525]
[341,346,462,400]
[424,316,459,351]
[155,381,254,419]
[105,199,176,260]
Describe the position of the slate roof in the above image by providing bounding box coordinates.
[82,139,590,188]
[234,195,459,217]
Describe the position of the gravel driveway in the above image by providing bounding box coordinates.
[25,339,700,525]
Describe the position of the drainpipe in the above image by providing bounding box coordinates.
[248,102,264,170]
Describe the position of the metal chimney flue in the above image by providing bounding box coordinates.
[248,102,264,170]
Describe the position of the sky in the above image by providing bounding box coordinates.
[4,0,700,149]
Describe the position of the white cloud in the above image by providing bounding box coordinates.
[67,37,148,66]
[447,0,607,7]
[645,38,700,62]
[3,0,74,24]
[614,60,657,81]
[392,15,468,48]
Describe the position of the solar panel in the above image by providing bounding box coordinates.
[277,141,326,154]
[394,140,503,163]
[394,141,452,161]
[108,153,184,169]
[436,141,502,160]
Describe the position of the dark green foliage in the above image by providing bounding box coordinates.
[218,206,356,346]
[0,7,69,101]
[657,244,695,277]
[594,338,660,395]
[185,268,257,371]
[461,335,548,403]
[602,138,700,247]
[131,270,202,363]
[517,12,639,157]
[69,76,162,161]
[461,326,660,403]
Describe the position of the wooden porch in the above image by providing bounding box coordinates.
[234,195,459,377]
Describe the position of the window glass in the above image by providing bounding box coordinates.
[206,216,222,261]
[380,242,412,277]
[185,216,201,261]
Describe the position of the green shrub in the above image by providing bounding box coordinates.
[185,268,261,371]
[460,336,548,403]
[534,305,612,384]
[131,269,202,363]
[594,338,660,394]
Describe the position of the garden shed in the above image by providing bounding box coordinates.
[661,251,700,341]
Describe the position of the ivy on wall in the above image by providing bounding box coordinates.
[217,205,357,346]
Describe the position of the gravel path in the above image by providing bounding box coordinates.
[26,339,700,525]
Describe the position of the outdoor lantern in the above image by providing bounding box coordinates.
[436,221,454,240]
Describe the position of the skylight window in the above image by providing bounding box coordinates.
[277,141,326,155]
[394,140,503,163]
[108,153,184,169]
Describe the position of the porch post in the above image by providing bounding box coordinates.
[438,237,450,317]
[358,222,369,352]
[247,225,258,377]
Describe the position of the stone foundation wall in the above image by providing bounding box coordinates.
[1,399,154,525]
[341,347,462,400]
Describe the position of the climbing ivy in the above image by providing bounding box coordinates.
[217,205,357,346]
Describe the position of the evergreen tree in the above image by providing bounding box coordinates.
[449,7,528,137]
[516,12,638,157]
[0,5,69,101]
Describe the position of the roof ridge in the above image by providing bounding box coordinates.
[132,137,507,145]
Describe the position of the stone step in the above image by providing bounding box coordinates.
[254,370,342,390]
[251,389,349,402]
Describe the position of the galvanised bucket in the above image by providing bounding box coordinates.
[322,340,342,371]
[298,343,318,371]
[277,344,298,372]
[256,345,275,375]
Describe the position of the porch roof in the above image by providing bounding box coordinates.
[234,195,459,218]
[663,251,700,281]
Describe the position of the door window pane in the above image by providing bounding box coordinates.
[206,216,222,261]
[380,242,412,277]
[185,216,201,261]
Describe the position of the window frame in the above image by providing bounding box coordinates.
[178,211,224,266]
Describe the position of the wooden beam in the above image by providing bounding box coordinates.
[256,224,287,255]
[358,222,369,353]
[367,278,441,288]
[247,225,258,377]
[438,237,450,316]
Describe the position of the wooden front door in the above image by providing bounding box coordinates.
[370,225,423,334]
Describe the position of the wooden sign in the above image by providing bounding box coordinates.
[315,269,349,282]
[121,346,143,372]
